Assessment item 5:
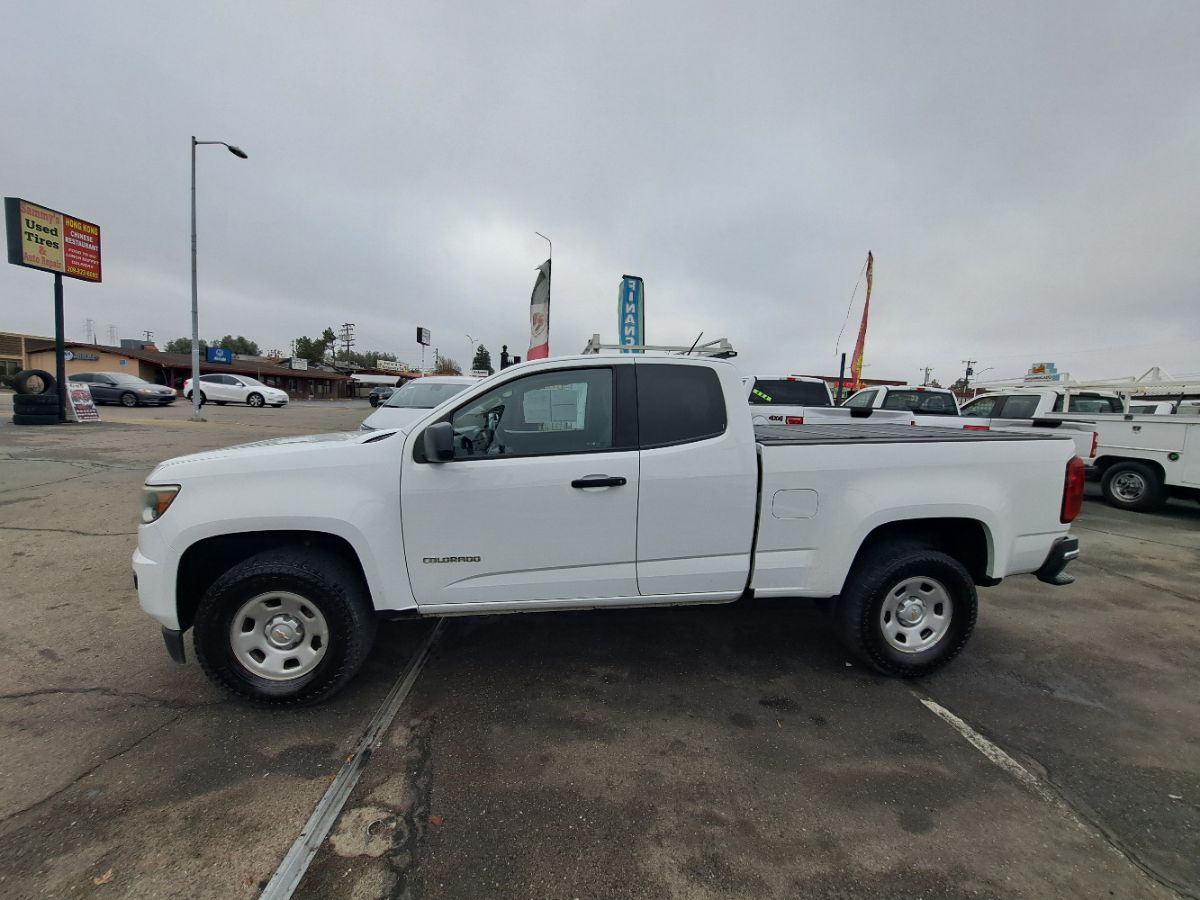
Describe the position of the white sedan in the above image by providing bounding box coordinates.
[183,373,289,408]
[360,375,479,430]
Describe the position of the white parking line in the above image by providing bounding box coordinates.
[916,693,1185,895]
[259,619,444,900]
[917,697,1056,803]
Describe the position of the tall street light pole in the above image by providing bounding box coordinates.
[191,136,248,421]
[465,333,477,370]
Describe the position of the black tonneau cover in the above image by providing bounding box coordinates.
[754,423,1069,446]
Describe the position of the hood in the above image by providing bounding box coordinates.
[360,405,434,431]
[148,430,399,480]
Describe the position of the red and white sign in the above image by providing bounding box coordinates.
[65,381,101,422]
[527,259,550,361]
[4,198,102,283]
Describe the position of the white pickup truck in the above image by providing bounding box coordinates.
[133,355,1083,704]
[843,385,962,423]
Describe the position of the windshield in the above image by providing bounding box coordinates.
[383,380,472,409]
[881,390,959,415]
[748,379,832,407]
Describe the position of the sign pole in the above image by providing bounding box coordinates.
[54,273,66,422]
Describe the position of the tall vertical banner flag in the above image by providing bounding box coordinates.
[618,275,644,352]
[849,251,873,390]
[527,259,551,360]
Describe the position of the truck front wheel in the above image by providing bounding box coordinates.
[835,544,977,677]
[193,549,376,705]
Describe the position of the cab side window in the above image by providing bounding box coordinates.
[961,395,1000,417]
[998,395,1039,418]
[448,369,614,458]
[844,390,877,408]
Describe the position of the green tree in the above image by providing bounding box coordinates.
[341,349,400,369]
[165,337,208,354]
[471,344,494,375]
[293,327,338,366]
[215,335,260,356]
[433,352,462,375]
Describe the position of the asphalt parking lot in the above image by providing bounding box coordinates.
[0,395,1196,900]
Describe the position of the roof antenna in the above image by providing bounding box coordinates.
[685,332,703,356]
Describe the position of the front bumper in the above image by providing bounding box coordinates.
[1034,536,1080,586]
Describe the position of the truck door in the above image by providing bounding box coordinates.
[634,363,758,596]
[401,365,640,608]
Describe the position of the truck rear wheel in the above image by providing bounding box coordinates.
[835,544,977,677]
[1100,461,1166,512]
[193,549,376,705]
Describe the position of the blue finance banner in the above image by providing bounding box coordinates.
[206,347,233,364]
[618,275,644,353]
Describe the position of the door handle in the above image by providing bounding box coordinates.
[571,476,627,489]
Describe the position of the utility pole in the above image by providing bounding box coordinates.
[143,330,154,343]
[920,366,933,386]
[339,322,355,363]
[961,359,977,391]
[83,318,95,343]
[107,324,118,345]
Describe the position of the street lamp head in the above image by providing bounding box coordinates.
[227,145,248,159]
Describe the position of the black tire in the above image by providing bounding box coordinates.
[215,400,227,406]
[247,392,264,408]
[119,392,138,408]
[14,393,60,410]
[185,390,207,405]
[193,549,376,706]
[271,404,285,408]
[1100,461,1166,512]
[369,397,379,408]
[13,369,56,395]
[12,412,60,426]
[834,543,977,678]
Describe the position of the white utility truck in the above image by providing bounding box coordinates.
[134,353,1084,704]
[960,387,1200,511]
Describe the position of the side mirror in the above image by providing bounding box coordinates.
[423,421,455,462]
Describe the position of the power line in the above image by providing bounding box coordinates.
[961,359,977,391]
[338,323,355,362]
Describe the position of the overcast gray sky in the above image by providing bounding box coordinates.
[3,1,1197,384]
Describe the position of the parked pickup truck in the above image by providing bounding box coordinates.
[746,375,833,426]
[133,355,1084,704]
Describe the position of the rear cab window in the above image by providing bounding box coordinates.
[637,364,727,448]
[748,379,832,407]
[1053,394,1123,414]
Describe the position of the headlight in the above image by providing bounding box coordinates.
[141,485,180,523]
[138,387,156,393]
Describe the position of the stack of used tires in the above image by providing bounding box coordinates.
[11,370,60,426]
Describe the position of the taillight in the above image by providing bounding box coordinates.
[1061,457,1085,523]
[1089,432,1098,459]
[785,416,804,425]
[963,424,990,431]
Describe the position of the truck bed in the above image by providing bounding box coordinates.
[754,423,1069,446]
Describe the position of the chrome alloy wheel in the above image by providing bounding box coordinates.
[879,576,953,653]
[229,591,329,680]
[1111,470,1147,503]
